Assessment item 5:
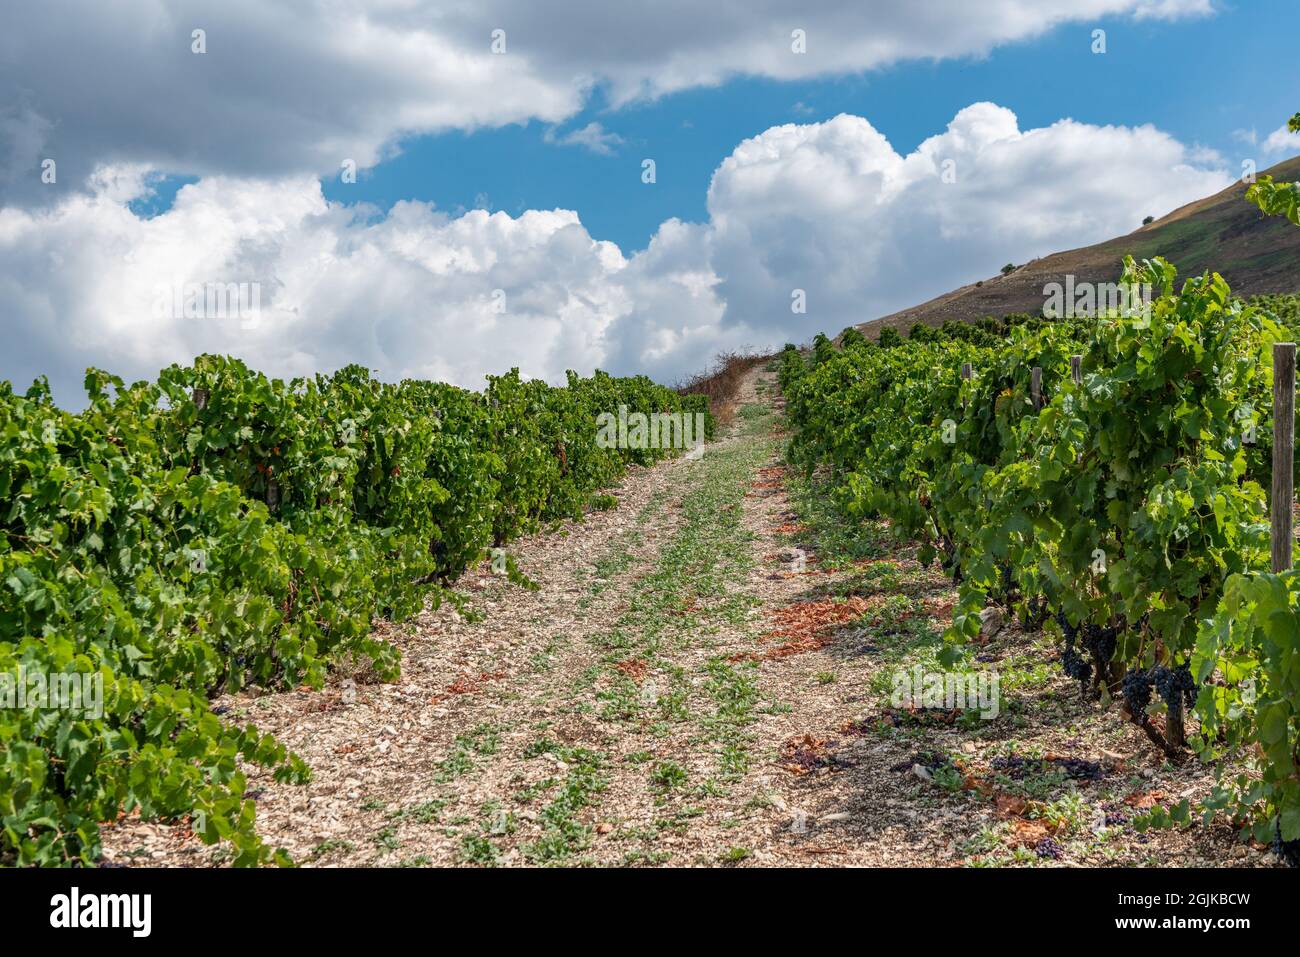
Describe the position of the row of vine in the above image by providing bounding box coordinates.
[0,356,710,865]
[778,262,1300,857]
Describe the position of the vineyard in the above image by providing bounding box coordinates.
[778,261,1300,862]
[8,298,1300,870]
[0,356,710,865]
[6,110,1299,872]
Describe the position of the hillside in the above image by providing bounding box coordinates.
[867,155,1300,335]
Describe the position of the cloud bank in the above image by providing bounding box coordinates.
[0,105,1232,404]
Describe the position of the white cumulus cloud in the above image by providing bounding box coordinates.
[1262,122,1300,156]
[698,105,1231,344]
[0,173,628,401]
[543,122,626,156]
[0,105,1233,405]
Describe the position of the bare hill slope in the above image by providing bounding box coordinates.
[866,155,1300,336]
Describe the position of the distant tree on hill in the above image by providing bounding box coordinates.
[908,322,936,343]
[1142,215,1154,225]
[839,326,868,350]
[1001,263,1015,275]
[940,319,970,341]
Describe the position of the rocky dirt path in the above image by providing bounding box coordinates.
[102,364,1276,868]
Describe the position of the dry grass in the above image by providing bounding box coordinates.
[676,350,774,427]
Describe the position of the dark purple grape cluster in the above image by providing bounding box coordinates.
[990,754,1033,778]
[1104,808,1129,827]
[1056,612,1093,684]
[1023,594,1049,628]
[1121,667,1153,718]
[1061,646,1091,683]
[1035,837,1063,860]
[1151,663,1197,711]
[890,751,952,774]
[1053,757,1104,781]
[1055,611,1078,642]
[1275,824,1300,869]
[1082,622,1118,664]
[990,754,1104,781]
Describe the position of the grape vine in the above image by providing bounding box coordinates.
[778,257,1300,856]
[0,357,711,866]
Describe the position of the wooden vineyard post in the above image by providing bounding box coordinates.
[961,362,972,381]
[1031,367,1043,410]
[1070,356,1084,464]
[1273,342,1296,574]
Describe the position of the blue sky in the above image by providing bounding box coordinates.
[317,0,1300,254]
